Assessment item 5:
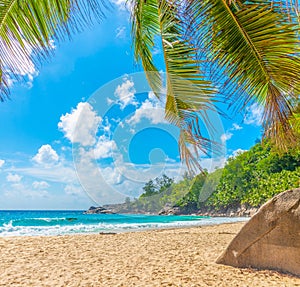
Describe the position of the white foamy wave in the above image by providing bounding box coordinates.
[30,217,67,222]
[0,217,248,237]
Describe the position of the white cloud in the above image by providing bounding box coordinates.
[116,26,126,39]
[231,148,247,158]
[220,131,233,144]
[5,40,37,85]
[92,136,117,160]
[126,92,166,125]
[12,165,77,184]
[0,159,5,168]
[33,144,59,166]
[200,157,227,172]
[58,102,102,146]
[6,173,22,183]
[74,147,186,204]
[102,117,112,135]
[114,78,137,109]
[0,37,58,89]
[100,166,123,185]
[111,0,132,10]
[244,103,263,126]
[219,123,242,144]
[32,181,50,190]
[4,182,49,199]
[64,184,84,197]
[232,123,242,131]
[107,97,114,105]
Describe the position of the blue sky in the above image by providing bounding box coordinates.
[0,1,263,210]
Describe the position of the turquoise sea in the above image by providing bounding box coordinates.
[0,210,248,237]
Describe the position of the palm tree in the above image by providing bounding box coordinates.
[0,0,299,171]
[131,0,300,157]
[0,0,106,98]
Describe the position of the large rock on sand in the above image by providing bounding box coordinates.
[217,188,300,277]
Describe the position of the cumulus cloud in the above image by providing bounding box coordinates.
[6,173,22,183]
[220,131,233,144]
[32,181,50,190]
[99,166,123,185]
[114,78,137,109]
[32,144,59,166]
[58,102,102,146]
[74,146,186,204]
[126,92,166,125]
[244,103,263,126]
[0,159,5,168]
[92,136,117,160]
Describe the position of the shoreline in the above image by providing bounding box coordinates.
[0,222,299,286]
[3,218,250,239]
[0,215,249,238]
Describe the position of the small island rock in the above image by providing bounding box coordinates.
[84,206,115,214]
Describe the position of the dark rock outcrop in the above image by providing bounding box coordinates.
[158,203,259,217]
[84,206,115,214]
[217,188,300,277]
[158,205,182,215]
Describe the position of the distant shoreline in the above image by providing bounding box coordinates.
[87,204,259,218]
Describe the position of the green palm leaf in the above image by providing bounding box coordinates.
[132,0,218,173]
[0,0,106,100]
[187,0,300,149]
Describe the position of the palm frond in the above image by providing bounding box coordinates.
[132,0,219,174]
[0,0,107,99]
[187,0,300,148]
[131,0,162,96]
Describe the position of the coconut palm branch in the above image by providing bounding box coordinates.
[132,0,219,173]
[0,0,106,100]
[186,0,300,149]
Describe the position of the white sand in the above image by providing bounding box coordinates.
[0,222,299,286]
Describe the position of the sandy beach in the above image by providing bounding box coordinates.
[0,222,299,287]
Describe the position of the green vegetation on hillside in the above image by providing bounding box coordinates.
[179,141,300,212]
[122,141,300,214]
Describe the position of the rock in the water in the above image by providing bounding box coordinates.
[217,188,300,277]
[84,206,115,214]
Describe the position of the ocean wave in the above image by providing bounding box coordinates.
[0,217,248,237]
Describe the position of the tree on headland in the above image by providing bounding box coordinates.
[0,0,300,170]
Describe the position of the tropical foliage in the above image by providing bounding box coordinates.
[0,0,300,170]
[178,141,300,211]
[118,141,300,214]
[131,0,300,162]
[0,0,105,100]
[118,174,176,213]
